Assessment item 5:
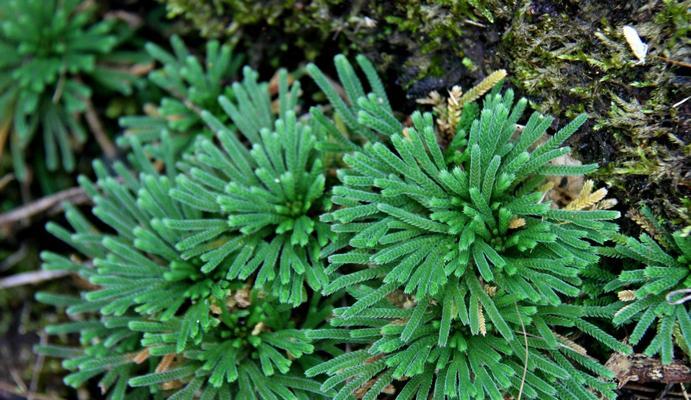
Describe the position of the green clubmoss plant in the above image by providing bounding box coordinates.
[36,130,338,399]
[164,66,338,306]
[305,55,631,399]
[36,54,643,399]
[0,0,141,181]
[119,35,242,152]
[605,208,691,364]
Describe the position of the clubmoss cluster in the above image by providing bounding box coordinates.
[167,67,333,306]
[305,57,629,399]
[119,35,242,152]
[605,208,691,365]
[36,53,689,399]
[37,130,336,399]
[0,0,141,183]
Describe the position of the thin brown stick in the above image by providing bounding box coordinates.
[0,110,13,163]
[0,269,71,289]
[51,72,66,104]
[83,97,117,158]
[104,10,144,29]
[659,384,674,400]
[27,333,47,400]
[166,87,204,117]
[0,173,13,192]
[9,368,26,392]
[96,62,154,77]
[0,243,28,272]
[657,55,691,68]
[607,353,691,388]
[0,382,64,400]
[326,75,347,101]
[0,186,89,235]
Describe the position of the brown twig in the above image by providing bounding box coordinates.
[0,269,71,289]
[319,73,347,101]
[0,112,12,162]
[606,353,691,388]
[657,55,691,68]
[0,186,89,236]
[104,10,144,29]
[97,62,155,77]
[0,243,28,273]
[83,97,117,159]
[9,369,27,393]
[0,173,13,192]
[166,87,204,117]
[660,384,675,400]
[51,72,66,104]
[0,382,64,400]
[27,333,47,400]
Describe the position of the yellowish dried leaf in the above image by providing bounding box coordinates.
[595,198,618,210]
[484,285,498,297]
[618,290,636,302]
[566,181,607,210]
[132,348,150,364]
[155,354,176,373]
[446,85,464,134]
[234,288,251,308]
[478,304,487,336]
[162,381,183,390]
[557,334,588,356]
[562,180,616,212]
[252,322,266,336]
[509,217,526,229]
[539,181,555,193]
[416,90,442,106]
[459,70,507,106]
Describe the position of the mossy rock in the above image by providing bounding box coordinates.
[498,0,689,227]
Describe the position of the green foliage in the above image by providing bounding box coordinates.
[306,55,628,399]
[308,297,621,400]
[313,59,616,302]
[0,0,141,181]
[167,67,334,306]
[119,35,242,152]
[36,54,644,399]
[605,216,691,364]
[37,131,337,398]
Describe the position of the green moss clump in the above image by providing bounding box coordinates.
[498,0,689,226]
[160,0,515,85]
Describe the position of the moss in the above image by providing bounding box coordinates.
[497,0,689,227]
[160,0,515,86]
